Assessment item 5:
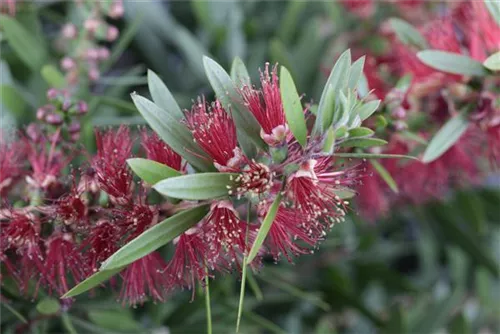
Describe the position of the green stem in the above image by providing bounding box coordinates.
[236,201,252,332]
[204,268,212,334]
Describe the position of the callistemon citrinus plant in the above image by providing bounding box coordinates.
[61,52,411,303]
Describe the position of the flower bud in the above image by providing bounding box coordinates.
[62,99,72,112]
[98,47,110,60]
[106,26,119,42]
[85,48,100,61]
[88,67,100,81]
[61,57,76,71]
[62,24,78,39]
[36,107,47,120]
[68,122,81,134]
[84,18,101,33]
[70,132,81,142]
[46,113,64,126]
[47,88,59,100]
[391,106,407,120]
[108,0,124,19]
[77,101,88,115]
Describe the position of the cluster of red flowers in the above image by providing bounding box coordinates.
[340,1,500,219]
[1,64,363,305]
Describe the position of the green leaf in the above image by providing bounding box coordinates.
[230,56,251,87]
[339,137,387,148]
[448,313,471,334]
[422,113,469,163]
[278,0,307,44]
[334,152,417,160]
[395,74,413,93]
[321,85,336,131]
[315,49,351,133]
[382,305,406,334]
[348,56,366,90]
[0,85,28,120]
[0,15,48,70]
[348,127,374,138]
[154,173,237,200]
[322,127,336,154]
[1,302,28,324]
[147,69,184,121]
[62,267,123,298]
[100,205,209,270]
[203,56,265,149]
[356,100,380,121]
[88,310,140,332]
[61,313,78,334]
[485,0,500,26]
[370,160,399,193]
[127,158,181,185]
[247,193,282,263]
[417,50,489,77]
[280,66,307,147]
[36,298,60,315]
[131,93,214,172]
[483,51,500,71]
[389,18,428,49]
[41,65,65,89]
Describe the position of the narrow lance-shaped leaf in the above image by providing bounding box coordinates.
[280,66,307,147]
[203,56,265,149]
[154,173,238,200]
[422,113,469,163]
[0,15,48,70]
[100,205,209,270]
[348,56,366,90]
[370,160,399,193]
[230,57,251,87]
[334,152,418,160]
[62,267,124,298]
[247,192,282,263]
[356,100,381,121]
[348,127,374,138]
[315,49,351,133]
[483,51,500,71]
[127,158,181,185]
[339,137,388,148]
[417,50,489,77]
[320,85,336,132]
[389,18,428,49]
[147,69,185,121]
[131,93,214,172]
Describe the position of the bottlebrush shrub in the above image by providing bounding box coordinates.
[1,52,411,307]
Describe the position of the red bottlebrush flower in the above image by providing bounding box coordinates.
[164,227,209,294]
[118,203,158,240]
[393,18,461,94]
[383,135,478,204]
[355,165,390,221]
[185,98,243,171]
[26,131,68,190]
[264,205,317,262]
[80,219,120,272]
[0,213,45,293]
[141,131,183,172]
[51,181,88,226]
[0,138,25,196]
[92,126,134,204]
[42,232,89,296]
[203,201,253,266]
[286,159,353,239]
[455,1,500,61]
[240,63,289,146]
[341,0,375,18]
[119,251,171,306]
[469,93,500,166]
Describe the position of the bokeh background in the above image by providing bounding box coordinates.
[1,1,499,333]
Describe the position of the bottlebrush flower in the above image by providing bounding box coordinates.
[141,131,183,171]
[118,203,158,240]
[163,226,210,295]
[286,158,355,240]
[203,201,254,266]
[355,165,390,222]
[50,181,88,226]
[469,93,500,166]
[80,219,120,272]
[92,126,134,204]
[184,98,243,171]
[119,252,171,306]
[263,205,317,262]
[341,0,374,18]
[231,160,274,198]
[42,233,89,296]
[0,138,25,196]
[0,213,45,293]
[240,63,289,146]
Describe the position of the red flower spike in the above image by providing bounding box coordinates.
[92,126,134,204]
[0,138,25,196]
[119,203,158,241]
[164,227,210,296]
[185,98,243,171]
[231,161,273,199]
[80,219,120,272]
[42,233,89,296]
[51,181,88,226]
[340,0,374,18]
[240,63,289,146]
[141,131,183,172]
[264,206,317,262]
[119,251,171,306]
[203,201,253,266]
[0,213,45,294]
